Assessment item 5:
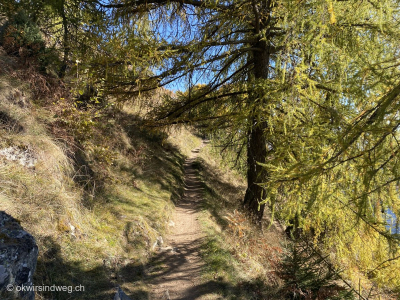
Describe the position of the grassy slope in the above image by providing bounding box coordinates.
[0,54,202,299]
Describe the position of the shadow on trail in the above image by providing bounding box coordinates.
[113,156,276,300]
[118,239,270,300]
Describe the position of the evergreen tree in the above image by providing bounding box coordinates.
[279,240,355,300]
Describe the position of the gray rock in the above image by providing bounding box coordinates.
[0,211,38,300]
[156,236,164,246]
[114,286,132,300]
[152,235,164,250]
[152,241,158,251]
[164,289,171,300]
[0,146,37,168]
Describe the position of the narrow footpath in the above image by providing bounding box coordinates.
[149,144,211,300]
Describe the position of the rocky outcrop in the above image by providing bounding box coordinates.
[0,211,38,300]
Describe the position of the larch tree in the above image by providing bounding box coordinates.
[3,0,400,293]
[100,0,300,222]
[99,0,400,222]
[98,0,400,292]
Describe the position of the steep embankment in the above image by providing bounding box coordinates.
[0,52,204,299]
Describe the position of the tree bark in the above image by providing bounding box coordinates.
[242,36,271,222]
[243,121,268,222]
[58,0,69,79]
[242,0,274,223]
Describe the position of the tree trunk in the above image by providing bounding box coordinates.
[243,121,268,222]
[58,0,69,79]
[242,37,271,222]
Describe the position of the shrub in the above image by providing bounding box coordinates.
[0,9,59,74]
[1,10,45,58]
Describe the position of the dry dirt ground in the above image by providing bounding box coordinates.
[148,144,220,300]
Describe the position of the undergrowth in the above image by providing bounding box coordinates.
[195,143,359,300]
[194,144,284,299]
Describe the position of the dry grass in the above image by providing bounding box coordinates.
[194,142,288,299]
[165,125,203,157]
[0,65,194,299]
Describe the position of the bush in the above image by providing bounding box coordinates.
[1,10,45,57]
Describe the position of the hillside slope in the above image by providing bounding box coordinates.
[0,50,288,300]
[1,49,395,300]
[0,51,204,299]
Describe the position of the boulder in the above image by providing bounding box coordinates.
[0,211,38,300]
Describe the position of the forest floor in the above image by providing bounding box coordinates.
[147,142,221,300]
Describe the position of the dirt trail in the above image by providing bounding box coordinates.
[149,143,213,300]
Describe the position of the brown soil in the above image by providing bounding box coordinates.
[148,144,218,300]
